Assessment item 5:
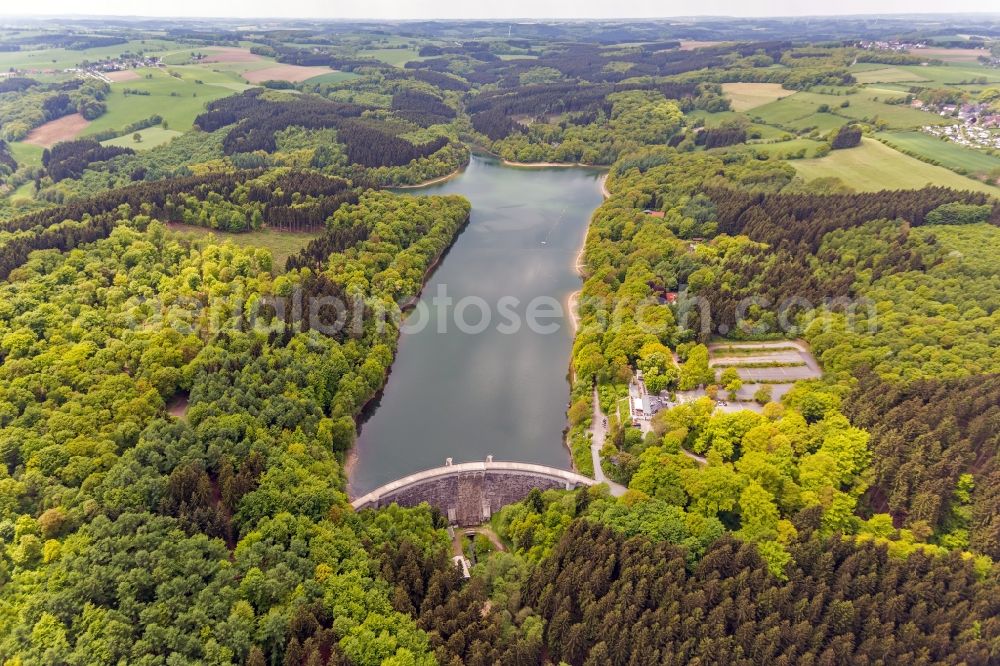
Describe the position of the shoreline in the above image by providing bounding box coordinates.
[501,158,604,169]
[563,170,609,470]
[567,290,580,334]
[391,167,463,189]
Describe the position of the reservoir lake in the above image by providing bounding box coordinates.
[349,154,605,495]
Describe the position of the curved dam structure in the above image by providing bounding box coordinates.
[350,459,597,526]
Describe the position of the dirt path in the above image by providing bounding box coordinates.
[681,448,707,465]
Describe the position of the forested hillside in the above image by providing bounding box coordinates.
[0,189,470,663]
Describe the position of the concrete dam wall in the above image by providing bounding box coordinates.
[350,460,596,526]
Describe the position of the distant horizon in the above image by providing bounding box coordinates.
[6,12,1000,20]
[2,2,1000,22]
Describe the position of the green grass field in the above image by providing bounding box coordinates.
[80,67,246,137]
[357,48,426,67]
[741,138,827,158]
[687,110,789,140]
[792,138,999,195]
[851,67,930,84]
[102,127,183,150]
[6,142,45,169]
[301,71,361,85]
[166,225,322,271]
[749,95,846,132]
[855,63,1000,93]
[721,82,794,111]
[751,90,951,133]
[876,131,1000,177]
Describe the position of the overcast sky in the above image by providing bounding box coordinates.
[4,0,999,20]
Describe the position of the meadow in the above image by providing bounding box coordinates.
[165,224,323,270]
[749,95,846,132]
[357,47,426,67]
[102,126,183,150]
[740,137,827,158]
[851,66,931,85]
[852,62,1000,92]
[876,131,1000,178]
[687,109,788,139]
[792,137,1000,194]
[750,89,950,132]
[80,66,250,137]
[720,82,794,111]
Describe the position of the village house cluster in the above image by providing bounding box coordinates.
[923,122,1000,150]
[913,101,1000,150]
[4,54,163,81]
[856,40,925,52]
[66,55,163,82]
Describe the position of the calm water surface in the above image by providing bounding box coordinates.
[349,155,605,495]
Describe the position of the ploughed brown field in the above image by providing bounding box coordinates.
[22,113,90,147]
[200,47,264,63]
[242,64,334,83]
[106,70,142,82]
[910,46,991,62]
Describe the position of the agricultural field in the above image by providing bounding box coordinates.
[301,71,361,85]
[242,65,340,84]
[79,67,246,137]
[876,130,1000,178]
[687,109,788,139]
[357,47,426,67]
[720,82,794,111]
[851,66,931,84]
[749,95,848,132]
[875,63,1000,90]
[21,113,90,147]
[792,137,1000,194]
[750,89,952,132]
[739,137,827,158]
[911,46,992,63]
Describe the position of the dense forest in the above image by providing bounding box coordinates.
[0,191,471,664]
[194,88,455,169]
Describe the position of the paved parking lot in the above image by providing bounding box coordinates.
[708,340,821,383]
